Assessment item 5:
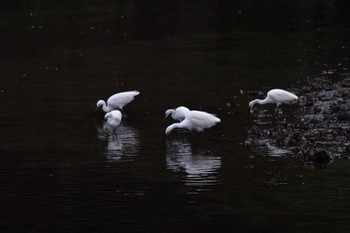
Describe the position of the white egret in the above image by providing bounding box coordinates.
[248,89,298,114]
[96,90,140,112]
[104,110,122,136]
[165,106,190,122]
[165,110,221,135]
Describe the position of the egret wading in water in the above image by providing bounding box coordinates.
[248,89,298,114]
[165,106,190,122]
[104,110,122,137]
[165,110,221,136]
[96,90,140,113]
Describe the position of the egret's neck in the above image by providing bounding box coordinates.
[260,97,274,105]
[250,98,271,108]
[97,100,109,112]
[101,102,110,112]
[166,122,182,135]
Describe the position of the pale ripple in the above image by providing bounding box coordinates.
[166,139,221,190]
[97,123,140,162]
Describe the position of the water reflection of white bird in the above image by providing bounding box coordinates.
[96,90,140,112]
[165,110,221,135]
[166,139,221,188]
[165,106,190,122]
[97,123,140,162]
[249,89,298,114]
[104,110,122,136]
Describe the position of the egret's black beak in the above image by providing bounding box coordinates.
[164,116,169,122]
[163,132,169,141]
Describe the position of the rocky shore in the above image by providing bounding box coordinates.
[244,75,350,165]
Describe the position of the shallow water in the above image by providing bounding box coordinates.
[1,1,350,232]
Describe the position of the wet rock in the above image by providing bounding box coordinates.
[298,147,330,163]
[336,110,350,121]
[247,126,260,137]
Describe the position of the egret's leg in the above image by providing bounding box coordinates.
[113,128,118,138]
[275,104,282,115]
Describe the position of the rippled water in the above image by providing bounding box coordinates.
[97,122,140,162]
[166,138,222,189]
[1,1,350,233]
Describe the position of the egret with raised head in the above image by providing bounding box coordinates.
[96,90,140,113]
[248,89,298,114]
[165,110,221,136]
[104,110,122,137]
[165,106,190,122]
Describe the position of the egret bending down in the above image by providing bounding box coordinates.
[104,110,122,136]
[248,89,298,114]
[165,106,190,122]
[165,110,221,135]
[96,90,140,113]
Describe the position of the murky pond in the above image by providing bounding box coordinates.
[1,1,350,232]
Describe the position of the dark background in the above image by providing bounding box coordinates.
[1,1,350,233]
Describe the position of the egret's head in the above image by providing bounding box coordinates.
[96,100,104,109]
[165,109,174,119]
[248,100,255,109]
[104,112,111,120]
[248,100,257,114]
[165,125,173,135]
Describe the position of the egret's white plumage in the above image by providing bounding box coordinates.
[104,110,122,136]
[96,90,140,112]
[248,89,298,113]
[165,106,190,122]
[165,110,221,135]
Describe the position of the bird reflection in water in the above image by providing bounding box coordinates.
[166,139,221,191]
[97,122,140,162]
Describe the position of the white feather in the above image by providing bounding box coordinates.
[248,88,298,112]
[165,110,221,135]
[165,106,190,122]
[104,110,122,133]
[96,90,140,112]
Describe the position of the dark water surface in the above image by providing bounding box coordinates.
[1,1,350,232]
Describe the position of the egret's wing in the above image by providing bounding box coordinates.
[187,111,221,130]
[107,91,140,108]
[269,89,298,103]
[276,92,294,102]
